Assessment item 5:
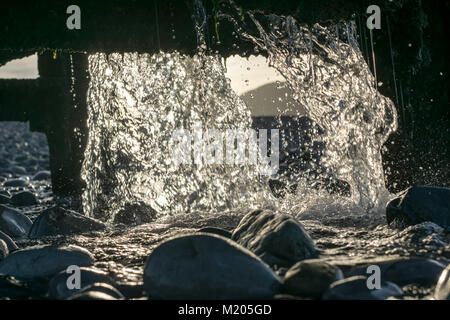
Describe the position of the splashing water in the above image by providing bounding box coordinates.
[82,1,397,222]
[82,51,276,221]
[218,6,398,215]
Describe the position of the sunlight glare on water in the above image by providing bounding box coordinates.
[82,1,397,222]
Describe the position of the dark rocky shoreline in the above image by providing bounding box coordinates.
[0,122,449,300]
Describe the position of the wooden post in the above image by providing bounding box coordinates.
[37,51,89,196]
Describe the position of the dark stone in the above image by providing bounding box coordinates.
[0,239,8,260]
[48,267,115,299]
[0,275,48,299]
[3,178,28,187]
[0,245,94,280]
[70,283,125,300]
[434,265,450,300]
[0,194,10,205]
[197,227,232,239]
[28,206,107,239]
[231,210,318,268]
[113,202,157,225]
[323,276,403,300]
[115,284,145,299]
[14,155,28,162]
[32,170,51,181]
[282,259,344,299]
[10,191,38,206]
[0,158,10,168]
[0,230,18,251]
[0,190,11,197]
[0,205,32,238]
[386,186,450,228]
[143,233,281,300]
[10,166,27,175]
[347,258,446,287]
[25,158,38,167]
[67,290,119,300]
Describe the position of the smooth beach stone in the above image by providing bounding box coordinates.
[0,194,10,205]
[113,202,157,225]
[67,290,119,300]
[0,205,32,238]
[143,233,281,300]
[231,210,318,268]
[67,283,125,300]
[3,178,28,188]
[48,267,115,299]
[282,259,344,299]
[25,158,38,167]
[0,239,8,260]
[196,226,232,239]
[38,160,50,169]
[14,154,28,163]
[0,190,11,197]
[386,185,450,228]
[28,206,107,239]
[0,230,18,251]
[0,158,10,168]
[434,265,450,300]
[0,245,94,280]
[10,191,38,206]
[0,275,48,299]
[348,258,446,287]
[25,166,38,173]
[32,170,51,181]
[323,276,403,300]
[115,283,145,299]
[10,166,27,175]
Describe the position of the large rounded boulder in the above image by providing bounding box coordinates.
[231,210,318,268]
[143,233,281,300]
[0,245,94,280]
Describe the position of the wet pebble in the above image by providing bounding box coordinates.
[323,276,403,300]
[67,283,124,300]
[29,206,107,238]
[25,158,38,167]
[387,185,450,228]
[14,154,28,163]
[0,159,10,168]
[10,191,38,206]
[0,245,94,280]
[434,265,450,300]
[48,267,115,299]
[32,170,51,181]
[231,209,318,268]
[0,230,18,251]
[0,239,8,260]
[143,233,281,299]
[0,190,11,197]
[0,205,32,238]
[197,226,232,238]
[0,194,10,205]
[67,290,119,300]
[0,275,47,299]
[348,258,446,287]
[282,259,344,299]
[3,178,28,188]
[10,166,27,175]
